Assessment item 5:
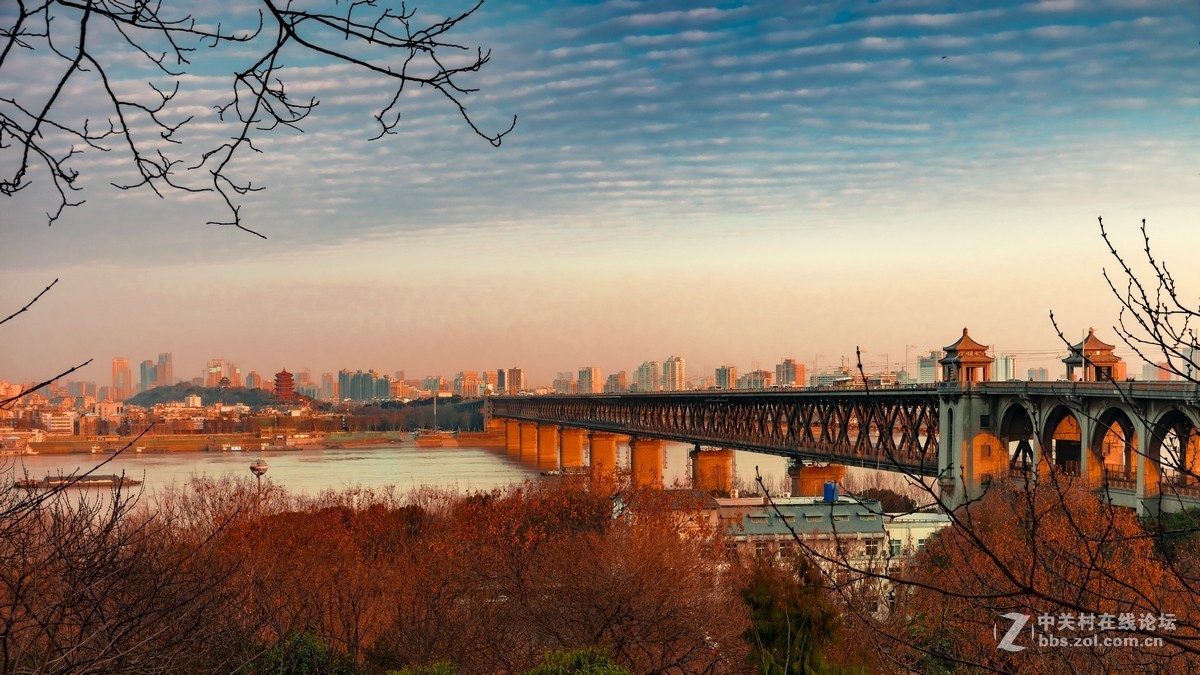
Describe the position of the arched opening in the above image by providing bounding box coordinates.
[1150,410,1200,494]
[998,404,1036,474]
[1092,407,1138,489]
[1043,406,1082,476]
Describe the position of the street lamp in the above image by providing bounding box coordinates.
[250,457,268,497]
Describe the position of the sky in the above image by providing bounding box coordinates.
[3,0,1200,386]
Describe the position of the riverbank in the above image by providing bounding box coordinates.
[28,430,505,454]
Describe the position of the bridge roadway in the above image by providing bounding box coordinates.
[488,382,1200,514]
[488,388,942,477]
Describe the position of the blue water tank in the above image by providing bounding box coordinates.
[823,481,839,502]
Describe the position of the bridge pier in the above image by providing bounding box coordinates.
[788,463,846,497]
[690,447,733,495]
[504,419,520,454]
[630,437,665,489]
[519,422,538,459]
[590,432,619,476]
[560,428,586,468]
[537,424,560,470]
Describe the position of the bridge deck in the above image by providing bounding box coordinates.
[490,389,942,477]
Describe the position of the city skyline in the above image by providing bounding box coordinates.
[5,1,1200,386]
[0,327,1156,394]
[6,330,1150,404]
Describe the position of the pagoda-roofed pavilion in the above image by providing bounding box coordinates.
[939,328,994,383]
[274,369,296,402]
[1063,328,1126,382]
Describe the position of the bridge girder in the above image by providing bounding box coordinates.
[490,391,941,477]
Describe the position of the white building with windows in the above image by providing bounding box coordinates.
[883,511,953,558]
[662,356,686,391]
[634,361,660,392]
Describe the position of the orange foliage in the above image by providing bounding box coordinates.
[879,480,1200,671]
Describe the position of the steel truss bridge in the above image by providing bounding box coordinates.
[489,389,941,477]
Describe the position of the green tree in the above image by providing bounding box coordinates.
[525,647,630,675]
[741,558,841,675]
[252,633,357,674]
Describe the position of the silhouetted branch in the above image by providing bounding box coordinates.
[0,358,92,410]
[2,0,514,234]
[0,277,57,327]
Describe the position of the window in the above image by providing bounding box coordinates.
[860,514,877,520]
[778,541,793,558]
[917,538,927,551]
[889,539,901,556]
[806,514,822,522]
[837,541,850,557]
[865,540,879,557]
[754,541,770,557]
[833,514,849,522]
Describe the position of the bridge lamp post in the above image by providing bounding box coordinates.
[250,458,269,503]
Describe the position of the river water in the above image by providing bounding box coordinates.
[4,442,798,498]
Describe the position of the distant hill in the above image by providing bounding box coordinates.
[127,384,279,408]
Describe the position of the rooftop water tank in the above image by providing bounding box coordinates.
[823,481,839,503]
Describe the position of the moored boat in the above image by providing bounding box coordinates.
[15,474,143,490]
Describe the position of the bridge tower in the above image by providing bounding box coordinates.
[788,461,847,497]
[519,422,538,459]
[690,446,734,495]
[590,432,619,477]
[937,328,999,505]
[537,424,560,471]
[559,428,586,468]
[630,437,665,488]
[504,419,521,454]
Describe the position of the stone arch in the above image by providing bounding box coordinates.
[1091,405,1139,486]
[1149,408,1200,489]
[1042,404,1083,475]
[996,401,1036,472]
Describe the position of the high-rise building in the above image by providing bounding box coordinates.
[246,371,260,390]
[634,361,660,392]
[454,371,482,398]
[139,360,157,393]
[552,371,575,394]
[496,369,507,393]
[775,359,806,387]
[1143,362,1172,381]
[604,371,628,393]
[662,356,685,391]
[715,365,738,390]
[917,351,940,384]
[111,357,131,401]
[737,369,774,389]
[994,354,1017,381]
[156,352,173,388]
[205,359,231,388]
[505,367,525,394]
[1182,348,1198,381]
[578,367,601,394]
